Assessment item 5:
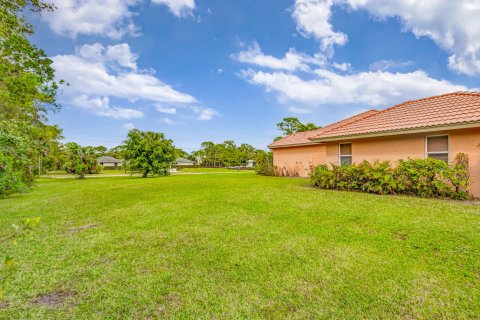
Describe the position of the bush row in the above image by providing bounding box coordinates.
[255,151,302,177]
[310,154,470,200]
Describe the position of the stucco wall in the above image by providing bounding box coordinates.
[325,128,480,197]
[272,144,326,177]
[451,128,480,197]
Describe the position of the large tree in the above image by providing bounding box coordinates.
[276,117,318,136]
[0,0,61,195]
[123,129,177,177]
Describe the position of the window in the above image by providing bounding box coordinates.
[339,143,352,166]
[426,135,449,163]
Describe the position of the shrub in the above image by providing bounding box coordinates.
[274,165,300,177]
[0,154,29,198]
[255,151,275,176]
[310,155,470,200]
[255,151,302,177]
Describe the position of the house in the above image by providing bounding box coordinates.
[246,160,255,168]
[269,92,480,197]
[97,156,123,169]
[176,157,195,167]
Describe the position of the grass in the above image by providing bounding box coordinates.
[0,173,479,319]
[42,169,128,178]
[176,167,250,173]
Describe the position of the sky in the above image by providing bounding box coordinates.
[29,0,480,152]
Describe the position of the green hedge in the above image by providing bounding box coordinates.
[310,154,470,200]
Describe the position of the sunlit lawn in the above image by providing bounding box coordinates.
[0,172,479,318]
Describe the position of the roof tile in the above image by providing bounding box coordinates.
[314,92,480,140]
[268,110,379,148]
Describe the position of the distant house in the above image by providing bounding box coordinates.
[269,92,480,197]
[176,157,195,167]
[98,156,123,169]
[246,160,255,168]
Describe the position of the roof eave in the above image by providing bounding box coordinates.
[311,121,480,142]
[268,141,325,149]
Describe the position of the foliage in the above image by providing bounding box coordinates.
[276,117,318,136]
[0,131,32,197]
[311,156,470,200]
[192,141,257,167]
[274,165,300,177]
[1,217,40,299]
[255,150,275,176]
[0,0,61,196]
[0,153,27,198]
[107,145,126,160]
[123,129,176,177]
[63,143,102,179]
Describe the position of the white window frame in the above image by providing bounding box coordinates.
[425,135,449,163]
[339,143,353,166]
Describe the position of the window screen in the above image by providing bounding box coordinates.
[426,136,449,163]
[339,143,352,166]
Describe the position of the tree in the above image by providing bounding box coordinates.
[276,117,318,136]
[0,0,61,195]
[107,145,126,160]
[94,146,108,156]
[123,129,176,178]
[192,141,258,167]
[63,143,102,179]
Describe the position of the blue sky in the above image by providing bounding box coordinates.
[30,0,480,151]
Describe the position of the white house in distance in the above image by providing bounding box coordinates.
[176,157,195,168]
[246,160,255,168]
[98,156,123,169]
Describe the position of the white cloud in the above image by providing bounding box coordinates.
[44,0,195,38]
[160,117,185,125]
[332,62,351,71]
[77,43,138,70]
[192,106,219,120]
[233,42,326,72]
[155,105,177,114]
[44,0,139,39]
[369,59,413,72]
[291,0,480,75]
[241,68,469,107]
[152,0,195,17]
[122,123,135,130]
[340,0,480,75]
[292,0,347,53]
[52,43,208,120]
[289,106,312,114]
[73,95,144,120]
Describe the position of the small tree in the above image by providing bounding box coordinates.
[63,143,102,179]
[123,129,176,177]
[255,150,275,176]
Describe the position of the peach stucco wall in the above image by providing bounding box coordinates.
[272,144,326,177]
[325,128,480,197]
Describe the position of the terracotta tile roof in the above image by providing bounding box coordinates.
[268,110,379,148]
[313,92,480,141]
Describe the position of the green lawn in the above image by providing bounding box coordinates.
[0,173,479,319]
[176,167,250,173]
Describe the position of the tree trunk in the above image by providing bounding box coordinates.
[142,171,148,178]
